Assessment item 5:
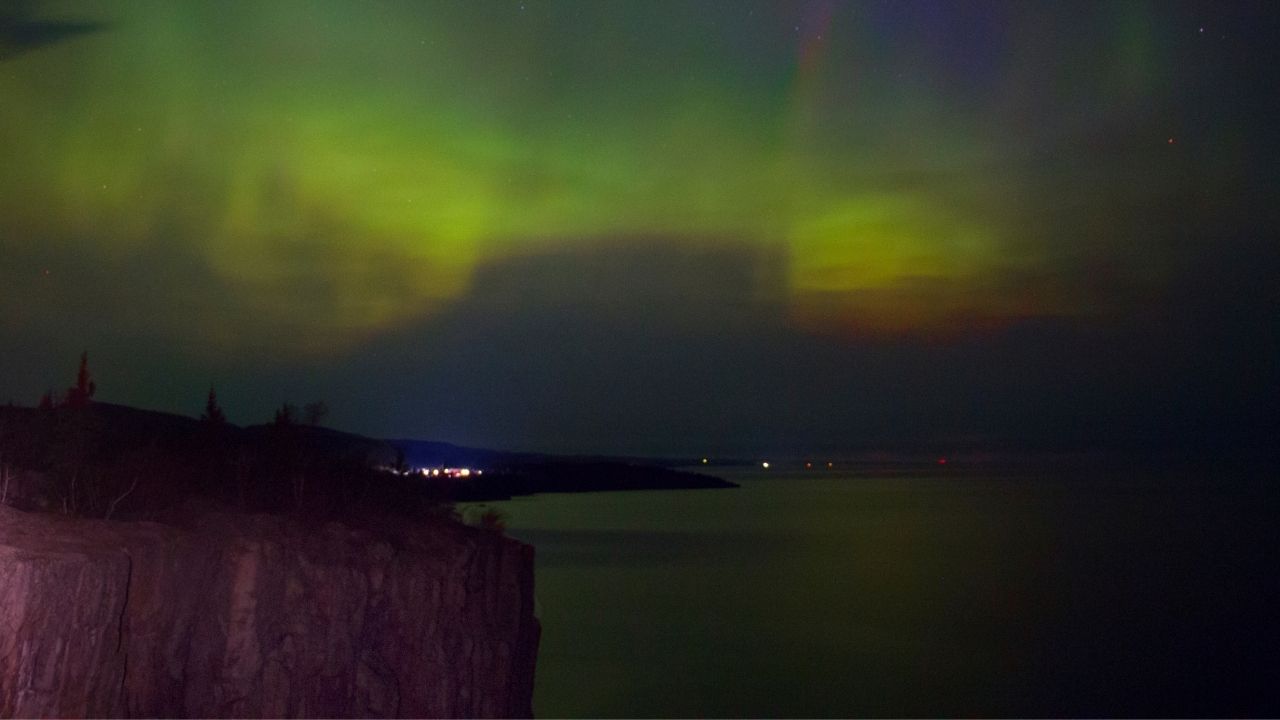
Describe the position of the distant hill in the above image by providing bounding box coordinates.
[443,460,737,502]
[386,438,546,470]
[385,438,738,500]
[388,438,733,472]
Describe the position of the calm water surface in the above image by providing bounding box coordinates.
[477,470,1278,717]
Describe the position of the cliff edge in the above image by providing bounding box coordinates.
[0,505,538,718]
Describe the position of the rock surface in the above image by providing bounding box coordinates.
[0,505,538,718]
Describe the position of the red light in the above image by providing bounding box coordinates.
[937,457,948,465]
[1167,137,1175,144]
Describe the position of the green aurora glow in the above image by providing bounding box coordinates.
[4,0,1249,352]
[1,1,1275,453]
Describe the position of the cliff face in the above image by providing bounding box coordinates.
[0,506,538,718]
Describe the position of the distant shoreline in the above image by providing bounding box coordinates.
[444,461,738,502]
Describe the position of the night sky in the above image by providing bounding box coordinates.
[1,1,1276,456]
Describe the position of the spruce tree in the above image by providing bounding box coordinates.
[202,386,227,424]
[65,352,95,408]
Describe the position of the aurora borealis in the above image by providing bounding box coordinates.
[1,1,1276,454]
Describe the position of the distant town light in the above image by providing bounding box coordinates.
[701,458,708,464]
[761,461,770,469]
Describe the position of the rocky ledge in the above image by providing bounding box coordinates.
[0,505,538,718]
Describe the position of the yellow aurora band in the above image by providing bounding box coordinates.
[1,1,1189,352]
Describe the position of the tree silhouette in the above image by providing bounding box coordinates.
[202,386,227,425]
[273,402,298,426]
[304,401,328,426]
[64,351,96,408]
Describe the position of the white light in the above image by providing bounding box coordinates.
[761,461,770,469]
[459,468,471,477]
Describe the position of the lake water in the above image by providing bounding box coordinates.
[477,468,1278,717]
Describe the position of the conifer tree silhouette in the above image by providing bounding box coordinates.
[65,352,95,408]
[202,386,227,424]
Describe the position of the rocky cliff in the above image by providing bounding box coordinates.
[0,505,538,718]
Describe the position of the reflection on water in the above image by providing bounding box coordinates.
[479,471,1278,717]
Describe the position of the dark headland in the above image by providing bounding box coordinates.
[0,400,735,518]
